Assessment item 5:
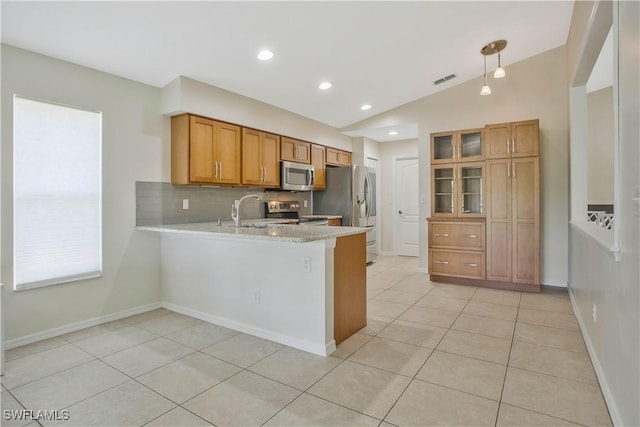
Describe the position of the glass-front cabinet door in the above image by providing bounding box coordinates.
[457,162,484,217]
[432,166,455,216]
[431,132,455,164]
[431,129,484,164]
[458,129,484,162]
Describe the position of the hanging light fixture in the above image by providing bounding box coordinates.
[480,39,507,95]
[494,50,506,78]
[480,54,492,96]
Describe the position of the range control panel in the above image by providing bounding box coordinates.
[266,201,300,214]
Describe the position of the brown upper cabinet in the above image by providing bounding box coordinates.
[485,119,539,159]
[311,144,326,191]
[171,114,242,185]
[242,128,280,188]
[431,128,484,164]
[326,147,351,166]
[281,137,311,164]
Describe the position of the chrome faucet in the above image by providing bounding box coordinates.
[231,194,262,227]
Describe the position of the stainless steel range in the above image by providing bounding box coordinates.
[266,201,329,225]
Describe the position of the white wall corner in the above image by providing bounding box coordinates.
[160,76,184,116]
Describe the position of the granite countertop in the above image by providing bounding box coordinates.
[299,215,342,220]
[137,221,366,243]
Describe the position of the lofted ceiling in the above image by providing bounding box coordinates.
[1,1,574,141]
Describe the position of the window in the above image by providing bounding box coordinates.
[13,95,102,290]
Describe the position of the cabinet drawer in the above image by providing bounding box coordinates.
[430,222,485,250]
[430,250,485,280]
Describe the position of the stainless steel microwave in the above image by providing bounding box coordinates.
[281,161,315,191]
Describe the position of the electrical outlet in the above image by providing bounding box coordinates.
[253,290,261,304]
[302,257,311,273]
[304,200,308,208]
[592,303,597,323]
[182,199,189,210]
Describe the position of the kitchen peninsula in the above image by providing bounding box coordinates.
[138,222,367,356]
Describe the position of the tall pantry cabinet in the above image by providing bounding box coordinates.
[428,119,540,292]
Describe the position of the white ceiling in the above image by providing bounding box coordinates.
[1,1,574,141]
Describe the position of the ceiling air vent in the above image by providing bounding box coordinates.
[433,74,457,85]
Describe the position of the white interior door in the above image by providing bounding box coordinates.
[395,157,419,256]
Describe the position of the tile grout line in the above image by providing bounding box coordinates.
[376,283,482,424]
[494,290,522,427]
[263,260,424,426]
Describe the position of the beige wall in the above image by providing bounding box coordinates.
[587,86,614,203]
[351,136,381,167]
[567,1,640,425]
[344,46,570,286]
[162,76,352,151]
[1,45,166,341]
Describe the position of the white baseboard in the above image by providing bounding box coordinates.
[541,280,568,288]
[4,302,163,350]
[567,287,622,426]
[163,302,335,356]
[381,251,396,256]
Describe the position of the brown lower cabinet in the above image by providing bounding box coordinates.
[327,218,342,226]
[428,219,486,281]
[485,157,540,287]
[334,233,366,344]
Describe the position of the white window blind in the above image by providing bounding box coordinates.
[13,95,102,291]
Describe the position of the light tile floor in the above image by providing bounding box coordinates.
[1,256,612,426]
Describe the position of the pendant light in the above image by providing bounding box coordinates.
[480,39,507,95]
[480,55,491,96]
[494,51,506,78]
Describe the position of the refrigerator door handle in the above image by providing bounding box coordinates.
[364,172,372,221]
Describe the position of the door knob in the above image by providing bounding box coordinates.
[398,210,403,214]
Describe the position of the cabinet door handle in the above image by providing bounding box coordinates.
[214,162,218,179]
[433,233,449,237]
[506,138,510,153]
[264,167,267,182]
[219,162,222,179]
[465,234,478,238]
[464,263,479,267]
[507,162,510,177]
[512,137,516,153]
[512,162,516,179]
[433,260,449,264]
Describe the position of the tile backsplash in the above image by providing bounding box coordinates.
[136,182,312,226]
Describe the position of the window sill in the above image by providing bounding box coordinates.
[570,220,621,261]
[14,271,102,292]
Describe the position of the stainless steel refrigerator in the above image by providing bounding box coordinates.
[313,165,377,263]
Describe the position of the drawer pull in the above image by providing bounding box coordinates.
[433,260,449,265]
[464,263,479,267]
[434,233,449,237]
[465,234,478,238]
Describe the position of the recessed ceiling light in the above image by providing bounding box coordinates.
[360,104,372,111]
[257,50,274,61]
[388,131,398,136]
[318,82,332,90]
